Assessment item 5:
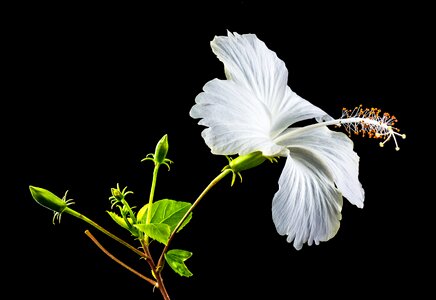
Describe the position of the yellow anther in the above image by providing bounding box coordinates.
[341,105,404,150]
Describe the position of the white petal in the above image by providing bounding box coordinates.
[211,32,288,111]
[191,31,331,156]
[211,32,332,135]
[269,86,332,138]
[277,127,364,208]
[190,79,285,156]
[272,152,343,250]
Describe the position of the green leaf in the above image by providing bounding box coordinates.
[134,223,171,245]
[107,211,129,230]
[107,211,139,237]
[138,199,192,232]
[137,203,147,221]
[165,249,193,277]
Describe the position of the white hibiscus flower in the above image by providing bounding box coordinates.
[190,31,404,250]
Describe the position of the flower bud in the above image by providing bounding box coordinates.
[229,151,266,173]
[29,185,67,213]
[111,187,123,201]
[154,134,169,164]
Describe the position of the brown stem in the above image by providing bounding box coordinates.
[84,230,157,287]
[141,241,171,300]
[66,208,149,260]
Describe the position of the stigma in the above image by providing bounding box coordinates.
[340,105,406,150]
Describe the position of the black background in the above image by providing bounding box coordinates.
[4,2,430,299]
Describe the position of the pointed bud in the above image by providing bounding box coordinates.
[141,134,173,169]
[29,185,68,213]
[111,187,123,201]
[154,134,169,164]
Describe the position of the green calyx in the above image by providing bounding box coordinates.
[108,183,138,235]
[229,151,267,172]
[223,151,268,186]
[109,183,134,208]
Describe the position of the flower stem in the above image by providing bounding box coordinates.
[140,162,172,299]
[64,207,148,259]
[122,198,137,224]
[145,164,160,244]
[156,168,232,270]
[85,230,157,287]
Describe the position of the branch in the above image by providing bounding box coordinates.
[84,230,157,287]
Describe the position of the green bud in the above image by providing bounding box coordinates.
[229,151,266,173]
[29,185,68,213]
[111,187,123,201]
[141,134,173,169]
[154,134,169,164]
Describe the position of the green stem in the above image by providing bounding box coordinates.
[122,198,137,224]
[156,168,232,270]
[147,164,160,224]
[145,163,160,244]
[64,207,148,259]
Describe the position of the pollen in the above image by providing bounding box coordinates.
[340,105,405,150]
